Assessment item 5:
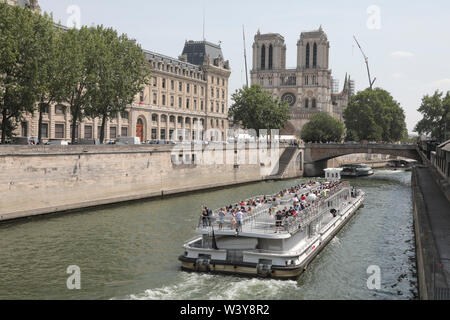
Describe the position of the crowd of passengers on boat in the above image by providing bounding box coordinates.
[200,180,353,234]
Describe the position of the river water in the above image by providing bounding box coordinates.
[0,170,417,300]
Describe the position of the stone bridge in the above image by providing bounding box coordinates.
[303,143,421,176]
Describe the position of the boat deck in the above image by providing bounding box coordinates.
[196,182,353,239]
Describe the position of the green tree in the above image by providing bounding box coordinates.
[414,90,450,142]
[0,3,42,143]
[229,84,291,136]
[301,112,344,143]
[85,26,150,144]
[343,88,407,142]
[57,26,102,144]
[31,12,70,144]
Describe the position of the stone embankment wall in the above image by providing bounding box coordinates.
[0,144,303,222]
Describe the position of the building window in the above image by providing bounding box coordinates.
[171,80,174,90]
[306,43,310,68]
[121,111,129,120]
[162,94,166,106]
[186,98,190,109]
[151,128,157,140]
[201,87,204,96]
[153,93,157,105]
[261,45,266,70]
[179,82,182,91]
[216,88,219,99]
[178,97,182,108]
[110,127,117,139]
[152,114,158,122]
[313,43,317,68]
[153,77,157,87]
[216,102,219,113]
[170,115,175,123]
[121,127,128,137]
[222,103,225,113]
[170,96,174,107]
[55,105,65,115]
[194,85,197,95]
[39,123,48,138]
[269,45,273,70]
[201,101,204,111]
[160,128,166,140]
[304,99,309,109]
[194,100,197,110]
[187,84,190,93]
[211,87,214,96]
[161,115,167,123]
[222,89,225,99]
[55,124,65,139]
[84,125,92,139]
[312,98,317,108]
[162,78,166,89]
[211,101,214,112]
[21,122,28,137]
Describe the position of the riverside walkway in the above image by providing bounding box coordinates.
[413,166,450,300]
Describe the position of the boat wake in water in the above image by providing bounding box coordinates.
[125,272,300,300]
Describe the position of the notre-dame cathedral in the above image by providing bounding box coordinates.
[250,27,354,135]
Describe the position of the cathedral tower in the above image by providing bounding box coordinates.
[297,26,329,70]
[252,31,286,71]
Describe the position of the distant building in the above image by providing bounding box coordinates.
[2,0,40,12]
[250,26,353,135]
[13,41,231,143]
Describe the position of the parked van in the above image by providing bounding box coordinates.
[115,137,141,145]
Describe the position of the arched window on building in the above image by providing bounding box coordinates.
[304,98,309,109]
[268,45,273,70]
[312,98,317,108]
[306,43,310,68]
[313,43,317,68]
[261,45,266,70]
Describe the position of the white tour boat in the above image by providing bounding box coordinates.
[178,168,366,279]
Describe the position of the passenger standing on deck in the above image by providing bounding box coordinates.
[218,208,226,230]
[235,210,243,233]
[201,208,208,228]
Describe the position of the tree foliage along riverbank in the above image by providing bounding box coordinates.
[229,84,291,136]
[301,112,344,143]
[0,3,150,144]
[343,88,408,142]
[414,90,450,142]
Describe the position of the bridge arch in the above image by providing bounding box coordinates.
[303,143,420,176]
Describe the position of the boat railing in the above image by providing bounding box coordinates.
[196,182,352,234]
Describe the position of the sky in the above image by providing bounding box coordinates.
[39,0,450,134]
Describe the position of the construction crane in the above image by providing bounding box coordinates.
[353,35,376,90]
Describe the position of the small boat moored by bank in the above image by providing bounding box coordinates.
[178,168,366,279]
[340,163,374,177]
[386,159,417,171]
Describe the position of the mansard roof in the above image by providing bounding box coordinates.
[143,49,201,71]
[181,40,224,66]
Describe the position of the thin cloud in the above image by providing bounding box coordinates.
[392,73,406,79]
[391,51,414,58]
[426,78,450,92]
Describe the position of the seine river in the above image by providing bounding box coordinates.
[0,170,417,300]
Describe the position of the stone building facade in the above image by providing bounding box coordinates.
[12,41,231,143]
[250,27,352,135]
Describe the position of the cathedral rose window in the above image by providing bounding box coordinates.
[281,93,296,107]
